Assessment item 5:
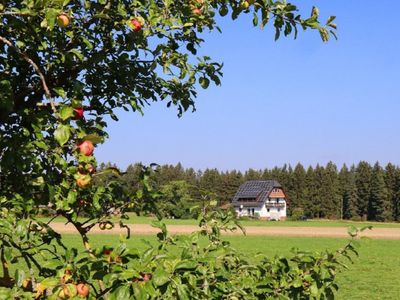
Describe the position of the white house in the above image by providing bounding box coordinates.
[232,180,287,220]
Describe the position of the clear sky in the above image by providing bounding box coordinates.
[96,0,400,171]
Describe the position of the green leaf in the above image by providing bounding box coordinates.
[311,6,319,18]
[58,106,74,120]
[45,8,59,30]
[153,269,169,286]
[31,176,45,186]
[34,140,49,150]
[209,200,217,207]
[81,37,94,49]
[39,277,59,289]
[14,269,25,287]
[219,5,228,17]
[253,13,258,27]
[176,283,189,300]
[175,260,197,270]
[0,80,13,112]
[310,283,319,297]
[53,87,66,98]
[115,285,130,299]
[68,49,84,61]
[328,22,337,30]
[326,16,336,25]
[95,167,122,177]
[82,133,104,144]
[199,77,210,89]
[54,124,71,146]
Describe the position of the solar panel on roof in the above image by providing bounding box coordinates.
[232,180,282,203]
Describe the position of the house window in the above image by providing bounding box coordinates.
[252,208,255,216]
[276,199,279,203]
[267,208,270,212]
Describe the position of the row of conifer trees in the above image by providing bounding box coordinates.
[98,161,400,222]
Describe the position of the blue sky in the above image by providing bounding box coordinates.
[96,0,400,171]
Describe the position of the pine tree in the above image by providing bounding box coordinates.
[244,168,262,181]
[338,164,358,220]
[282,165,295,212]
[291,163,307,210]
[355,161,372,220]
[338,164,348,219]
[200,168,221,201]
[306,165,324,218]
[392,168,400,221]
[261,168,272,180]
[384,163,397,221]
[369,162,390,221]
[320,162,341,218]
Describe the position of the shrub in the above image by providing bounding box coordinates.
[290,207,307,221]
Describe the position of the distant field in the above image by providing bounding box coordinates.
[60,234,400,300]
[38,213,400,228]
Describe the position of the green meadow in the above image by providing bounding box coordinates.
[3,231,399,299]
[56,234,400,300]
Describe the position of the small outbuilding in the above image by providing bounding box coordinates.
[232,180,287,220]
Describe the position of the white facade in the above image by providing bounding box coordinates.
[235,198,287,220]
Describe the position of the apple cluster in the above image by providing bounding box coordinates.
[75,140,95,188]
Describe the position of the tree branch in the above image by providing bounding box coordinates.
[0,35,57,114]
[0,12,31,16]
[0,247,10,280]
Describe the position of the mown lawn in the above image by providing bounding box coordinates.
[38,213,400,228]
[58,234,400,300]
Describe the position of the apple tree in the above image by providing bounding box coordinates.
[0,0,360,299]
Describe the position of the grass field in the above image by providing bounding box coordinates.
[57,234,400,300]
[3,232,399,299]
[38,213,400,228]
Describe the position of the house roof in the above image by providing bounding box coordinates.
[232,180,282,205]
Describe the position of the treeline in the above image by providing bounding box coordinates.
[98,161,400,222]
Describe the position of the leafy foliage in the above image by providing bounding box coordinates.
[0,205,365,299]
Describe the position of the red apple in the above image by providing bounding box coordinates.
[77,140,94,156]
[73,107,84,119]
[103,249,112,255]
[192,8,203,15]
[64,269,72,276]
[131,19,142,32]
[76,283,90,298]
[141,272,152,282]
